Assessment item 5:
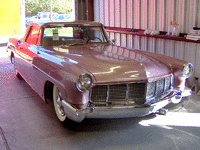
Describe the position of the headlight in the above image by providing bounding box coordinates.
[183,63,194,78]
[76,74,94,92]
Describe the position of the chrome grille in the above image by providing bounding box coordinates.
[91,85,107,102]
[146,75,173,102]
[165,76,171,91]
[156,78,165,96]
[91,83,146,105]
[90,75,173,106]
[109,84,127,100]
[146,82,155,99]
[128,83,146,100]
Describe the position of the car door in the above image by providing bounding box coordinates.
[16,25,41,88]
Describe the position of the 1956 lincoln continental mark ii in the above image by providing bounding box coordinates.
[6,21,194,123]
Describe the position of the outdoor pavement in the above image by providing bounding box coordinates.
[0,38,7,47]
[0,46,200,150]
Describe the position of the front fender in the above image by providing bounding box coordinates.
[139,50,190,90]
[32,56,91,105]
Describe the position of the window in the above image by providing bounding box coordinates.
[42,25,108,47]
[26,26,41,45]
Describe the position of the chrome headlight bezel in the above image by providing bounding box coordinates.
[76,74,94,92]
[182,63,194,78]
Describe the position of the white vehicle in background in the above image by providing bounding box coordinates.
[54,13,72,21]
[37,12,58,20]
[26,12,59,26]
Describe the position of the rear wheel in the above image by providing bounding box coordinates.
[53,85,67,122]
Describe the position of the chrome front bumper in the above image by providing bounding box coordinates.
[61,90,185,122]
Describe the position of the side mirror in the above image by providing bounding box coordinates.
[18,40,22,45]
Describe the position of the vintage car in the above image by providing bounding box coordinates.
[6,21,193,123]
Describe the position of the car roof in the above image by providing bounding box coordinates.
[30,21,104,27]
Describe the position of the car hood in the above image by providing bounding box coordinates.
[42,44,171,83]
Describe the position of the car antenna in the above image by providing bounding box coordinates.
[50,0,53,21]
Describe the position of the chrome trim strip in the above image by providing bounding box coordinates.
[106,85,109,102]
[126,83,129,100]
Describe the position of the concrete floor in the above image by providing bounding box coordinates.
[0,46,200,150]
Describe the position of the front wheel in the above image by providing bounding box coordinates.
[53,85,67,122]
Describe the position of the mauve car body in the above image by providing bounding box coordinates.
[6,21,193,122]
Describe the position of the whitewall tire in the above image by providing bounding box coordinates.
[53,85,67,122]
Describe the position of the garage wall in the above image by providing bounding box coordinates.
[94,0,200,87]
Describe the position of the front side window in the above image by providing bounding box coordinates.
[26,26,41,45]
[42,25,108,47]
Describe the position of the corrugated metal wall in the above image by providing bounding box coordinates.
[94,0,200,87]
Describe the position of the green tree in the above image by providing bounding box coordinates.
[25,0,72,16]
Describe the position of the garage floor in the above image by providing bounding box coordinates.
[1,46,200,150]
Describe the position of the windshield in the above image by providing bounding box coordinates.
[42,26,108,47]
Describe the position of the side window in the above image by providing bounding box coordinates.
[26,26,41,45]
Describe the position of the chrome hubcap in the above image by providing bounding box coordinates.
[56,92,65,116]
